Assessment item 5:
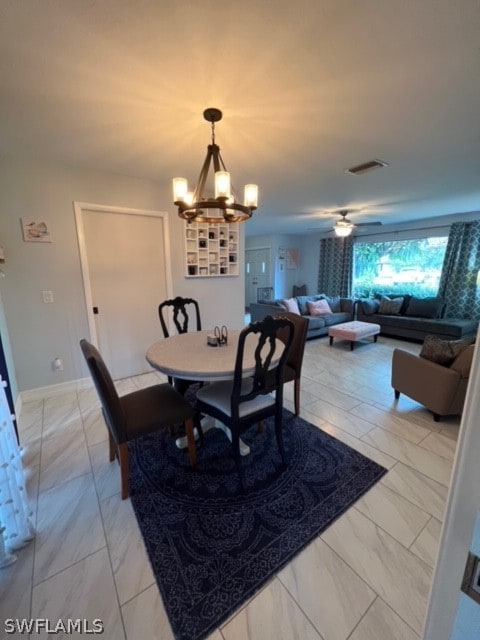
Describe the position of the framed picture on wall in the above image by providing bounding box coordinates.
[286,248,299,269]
[21,218,52,242]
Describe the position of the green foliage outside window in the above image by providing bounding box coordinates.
[352,237,448,298]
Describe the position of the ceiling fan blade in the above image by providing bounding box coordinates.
[355,221,382,226]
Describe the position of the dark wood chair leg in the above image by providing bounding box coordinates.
[294,379,300,416]
[118,442,129,500]
[185,418,197,467]
[108,431,116,462]
[231,431,246,491]
[433,413,441,422]
[394,390,400,399]
[194,413,204,447]
[350,341,354,351]
[329,336,334,346]
[274,413,287,465]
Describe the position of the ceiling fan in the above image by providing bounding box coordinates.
[333,210,382,235]
[309,209,382,236]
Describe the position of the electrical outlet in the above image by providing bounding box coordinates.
[52,357,63,371]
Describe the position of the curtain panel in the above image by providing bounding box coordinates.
[438,221,480,320]
[317,236,353,297]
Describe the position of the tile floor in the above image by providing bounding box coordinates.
[1,335,459,639]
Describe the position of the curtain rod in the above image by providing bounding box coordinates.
[354,224,451,239]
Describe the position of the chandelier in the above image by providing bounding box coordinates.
[173,108,258,223]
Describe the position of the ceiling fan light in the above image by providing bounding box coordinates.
[334,225,353,237]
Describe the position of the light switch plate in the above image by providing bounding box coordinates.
[42,290,54,303]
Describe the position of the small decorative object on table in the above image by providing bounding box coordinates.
[207,325,228,346]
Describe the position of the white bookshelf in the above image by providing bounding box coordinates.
[185,222,238,277]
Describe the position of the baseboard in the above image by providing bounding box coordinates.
[20,377,92,403]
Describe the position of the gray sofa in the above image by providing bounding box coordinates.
[250,294,355,339]
[356,294,478,342]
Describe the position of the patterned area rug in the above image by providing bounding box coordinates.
[129,409,387,640]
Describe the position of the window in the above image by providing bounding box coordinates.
[353,237,448,298]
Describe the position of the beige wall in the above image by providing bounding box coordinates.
[0,157,245,394]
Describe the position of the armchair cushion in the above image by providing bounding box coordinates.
[450,344,475,378]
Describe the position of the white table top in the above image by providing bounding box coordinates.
[146,330,273,381]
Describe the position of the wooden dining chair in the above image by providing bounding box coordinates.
[80,339,198,499]
[275,311,309,416]
[195,315,294,490]
[158,296,202,338]
[158,296,202,394]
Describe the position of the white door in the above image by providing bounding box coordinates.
[245,248,272,308]
[76,204,172,380]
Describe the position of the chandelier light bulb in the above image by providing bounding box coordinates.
[173,177,188,203]
[244,184,258,208]
[215,171,230,198]
[184,191,194,206]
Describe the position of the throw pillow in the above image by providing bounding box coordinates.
[360,299,380,315]
[405,296,444,319]
[307,299,333,316]
[378,295,404,315]
[420,335,472,366]
[282,297,300,315]
[325,296,342,312]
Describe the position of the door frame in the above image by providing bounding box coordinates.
[74,201,173,346]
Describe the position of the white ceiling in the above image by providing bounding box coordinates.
[1,0,479,236]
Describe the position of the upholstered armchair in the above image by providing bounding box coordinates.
[391,344,474,421]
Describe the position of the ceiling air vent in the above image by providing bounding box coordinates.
[345,159,389,175]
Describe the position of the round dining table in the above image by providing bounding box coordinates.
[146,329,279,456]
[146,329,264,382]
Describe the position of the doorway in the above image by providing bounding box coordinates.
[75,203,172,380]
[245,247,272,309]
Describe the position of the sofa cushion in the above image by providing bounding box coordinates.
[405,296,444,319]
[420,335,472,366]
[378,296,404,315]
[361,299,380,315]
[307,299,332,316]
[282,297,300,315]
[258,299,283,307]
[322,312,354,326]
[295,295,311,315]
[305,315,327,330]
[324,296,341,312]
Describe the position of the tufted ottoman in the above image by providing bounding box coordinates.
[328,320,381,351]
